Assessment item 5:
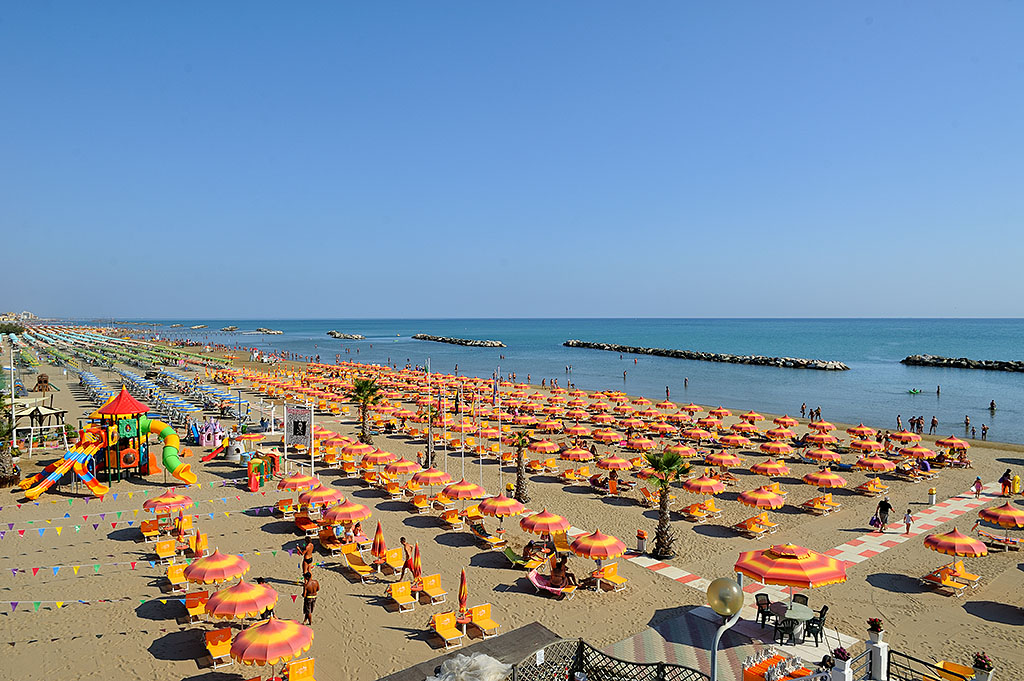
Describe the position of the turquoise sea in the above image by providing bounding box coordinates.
[124,319,1023,444]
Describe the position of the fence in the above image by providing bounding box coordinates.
[848,647,872,680]
[508,639,710,681]
[888,650,971,681]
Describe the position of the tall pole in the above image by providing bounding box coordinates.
[496,366,501,491]
[709,612,741,681]
[9,344,15,453]
[308,398,315,479]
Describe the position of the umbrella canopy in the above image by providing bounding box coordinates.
[236,433,266,443]
[560,447,593,462]
[681,403,703,414]
[458,569,468,615]
[624,437,656,451]
[564,424,591,438]
[889,430,921,444]
[277,473,321,492]
[412,467,453,487]
[765,427,795,440]
[528,439,559,455]
[805,447,841,463]
[682,474,725,496]
[479,494,526,518]
[519,509,570,535]
[802,468,847,489]
[935,436,970,451]
[735,543,847,589]
[759,441,794,456]
[772,416,798,428]
[384,458,422,476]
[184,550,251,584]
[855,456,896,472]
[361,449,398,466]
[923,529,988,557]
[718,434,751,448]
[342,442,375,458]
[143,490,194,513]
[681,428,715,441]
[849,439,884,453]
[591,428,621,443]
[978,503,1024,529]
[708,407,732,419]
[705,450,742,467]
[899,445,935,459]
[750,459,791,477]
[476,426,501,440]
[731,422,759,434]
[738,486,785,510]
[230,617,313,666]
[695,417,723,430]
[804,433,839,446]
[322,499,372,525]
[571,529,626,560]
[205,579,278,620]
[370,521,387,560]
[664,443,697,458]
[807,421,836,432]
[846,424,876,438]
[298,486,344,507]
[739,411,764,423]
[655,400,676,410]
[597,455,633,471]
[443,479,487,500]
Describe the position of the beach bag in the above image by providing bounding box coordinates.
[869,514,881,529]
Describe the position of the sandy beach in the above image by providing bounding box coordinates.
[2,339,1022,681]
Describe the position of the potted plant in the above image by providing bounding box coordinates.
[973,652,994,681]
[867,617,884,643]
[831,647,851,672]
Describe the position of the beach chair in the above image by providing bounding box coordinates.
[576,465,590,478]
[469,522,508,550]
[932,661,976,681]
[431,612,464,649]
[432,493,455,512]
[469,603,501,638]
[977,528,1020,551]
[733,516,769,539]
[801,496,831,515]
[639,487,658,508]
[920,568,968,597]
[185,591,209,623]
[420,573,447,604]
[155,538,178,564]
[503,547,544,570]
[681,502,709,523]
[950,560,981,588]
[384,547,405,574]
[606,478,620,496]
[205,627,233,668]
[594,562,628,592]
[527,459,545,474]
[855,481,884,497]
[404,479,422,496]
[410,494,430,514]
[756,512,780,533]
[559,468,579,482]
[340,543,375,583]
[767,482,787,497]
[294,513,319,538]
[462,504,484,522]
[717,470,739,486]
[542,458,559,473]
[552,530,572,553]
[283,657,315,681]
[361,470,380,487]
[340,461,358,478]
[527,569,577,600]
[385,482,403,500]
[386,581,416,613]
[702,498,723,518]
[318,528,343,556]
[822,493,842,512]
[166,563,187,594]
[276,499,296,519]
[141,519,160,543]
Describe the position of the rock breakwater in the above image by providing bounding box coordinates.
[327,331,366,340]
[901,354,1024,372]
[412,334,505,348]
[563,340,849,370]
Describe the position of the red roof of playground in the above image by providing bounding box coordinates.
[96,388,150,415]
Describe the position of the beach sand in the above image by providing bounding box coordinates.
[2,348,1022,680]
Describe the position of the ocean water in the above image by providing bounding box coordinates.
[130,318,1023,444]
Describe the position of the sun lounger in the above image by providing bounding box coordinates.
[469,603,501,638]
[733,517,769,539]
[205,627,233,668]
[950,560,981,588]
[386,581,416,613]
[404,480,422,496]
[410,494,430,514]
[462,504,484,522]
[431,494,455,512]
[384,547,405,574]
[551,530,572,553]
[155,539,178,564]
[385,482,403,499]
[185,590,209,622]
[318,528,343,556]
[920,568,968,597]
[440,509,464,530]
[542,458,559,473]
[855,481,884,497]
[283,657,315,681]
[639,487,658,508]
[341,543,375,583]
[755,513,780,532]
[276,498,296,519]
[469,522,508,550]
[166,563,187,594]
[703,498,723,518]
[503,547,544,570]
[767,482,787,497]
[559,468,580,482]
[976,528,1021,551]
[681,503,709,523]
[801,496,832,515]
[431,612,464,649]
[361,470,380,487]
[294,513,319,538]
[931,660,976,681]
[821,493,841,511]
[527,460,545,474]
[141,519,160,543]
[340,461,358,478]
[420,573,447,604]
[593,562,628,592]
[527,569,577,600]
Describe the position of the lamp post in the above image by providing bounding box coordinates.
[707,576,745,681]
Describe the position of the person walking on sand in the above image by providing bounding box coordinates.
[398,537,415,581]
[999,469,1012,497]
[973,476,984,498]
[875,497,894,532]
[301,538,315,579]
[904,509,914,535]
[302,571,319,625]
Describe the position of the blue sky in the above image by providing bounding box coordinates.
[2,3,1022,318]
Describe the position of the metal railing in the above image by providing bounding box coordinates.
[849,647,872,680]
[888,650,971,681]
[508,639,709,681]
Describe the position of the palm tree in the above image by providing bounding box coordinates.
[644,450,691,558]
[511,431,531,503]
[349,378,383,444]
[0,391,17,487]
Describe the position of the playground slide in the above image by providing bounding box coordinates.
[139,417,197,484]
[71,457,110,497]
[201,437,229,463]
[21,444,101,500]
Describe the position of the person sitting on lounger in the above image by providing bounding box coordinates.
[550,555,579,588]
[589,474,607,489]
[523,540,544,561]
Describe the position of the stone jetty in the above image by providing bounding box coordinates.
[412,334,506,348]
[255,327,283,335]
[327,331,366,340]
[901,354,1024,372]
[563,339,849,370]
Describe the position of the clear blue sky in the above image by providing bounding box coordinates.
[2,3,1022,318]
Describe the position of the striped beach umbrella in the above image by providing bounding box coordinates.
[664,443,697,458]
[682,474,725,496]
[740,411,765,424]
[448,421,476,433]
[696,417,723,430]
[773,415,798,428]
[738,486,785,510]
[589,401,611,412]
[705,450,742,468]
[978,502,1024,529]
[632,396,653,406]
[849,439,884,453]
[342,442,375,458]
[846,424,876,438]
[298,485,345,508]
[236,433,265,443]
[565,409,589,421]
[412,467,452,487]
[807,421,835,433]
[384,458,422,476]
[735,543,847,589]
[655,400,676,410]
[560,447,594,462]
[597,455,633,471]
[648,421,677,435]
[708,407,732,419]
[361,449,397,467]
[370,521,387,561]
[681,427,715,442]
[681,403,703,414]
[479,494,526,518]
[750,459,791,477]
[935,436,970,451]
[519,509,569,536]
[804,433,839,446]
[143,490,194,513]
[730,422,759,434]
[442,479,487,500]
[889,430,921,444]
[184,550,251,584]
[855,456,896,472]
[765,427,795,440]
[759,441,793,456]
[899,445,935,459]
[624,437,656,451]
[476,426,501,440]
[924,529,988,557]
[205,579,278,620]
[230,617,313,667]
[322,499,372,525]
[592,428,622,443]
[564,424,591,438]
[458,569,468,616]
[528,439,559,455]
[591,413,616,426]
[667,411,693,424]
[802,468,847,489]
[570,529,626,561]
[619,417,644,430]
[805,448,841,463]
[718,434,751,449]
[277,473,321,492]
[536,419,562,432]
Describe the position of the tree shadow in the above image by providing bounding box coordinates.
[962,600,1021,625]
[382,624,440,647]
[996,457,1024,466]
[865,572,926,594]
[377,500,408,513]
[600,496,634,507]
[107,527,143,542]
[561,485,592,496]
[181,672,247,681]
[148,629,201,661]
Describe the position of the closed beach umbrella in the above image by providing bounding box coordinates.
[751,459,790,477]
[846,424,876,438]
[855,456,896,472]
[773,415,798,428]
[411,543,422,583]
[738,486,785,510]
[807,421,835,433]
[849,439,884,453]
[759,441,793,456]
[705,450,742,468]
[802,468,847,489]
[740,411,765,424]
[560,446,593,462]
[143,490,194,513]
[277,473,321,492]
[597,455,633,471]
[322,499,371,525]
[370,521,387,561]
[924,529,987,557]
[412,467,452,487]
[184,550,251,584]
[443,479,487,500]
[519,509,570,535]
[571,529,626,562]
[935,436,970,451]
[458,568,468,616]
[718,434,751,449]
[528,439,559,455]
[682,474,725,496]
[805,448,841,463]
[735,543,847,589]
[479,494,525,518]
[230,617,313,667]
[765,427,795,440]
[298,485,344,508]
[205,580,278,620]
[889,430,921,444]
[899,445,935,459]
[385,458,422,476]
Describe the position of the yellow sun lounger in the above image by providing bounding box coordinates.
[469,603,501,638]
[205,627,233,669]
[593,562,628,592]
[431,612,464,649]
[341,543,375,583]
[420,573,447,604]
[386,581,416,613]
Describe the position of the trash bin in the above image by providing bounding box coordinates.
[928,487,937,505]
[636,529,648,554]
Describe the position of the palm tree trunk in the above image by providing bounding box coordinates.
[360,405,372,444]
[653,484,674,558]
[515,448,529,503]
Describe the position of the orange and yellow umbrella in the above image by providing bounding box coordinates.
[978,502,1024,529]
[236,433,265,443]
[667,411,693,424]
[323,499,372,525]
[597,455,633,471]
[412,467,453,487]
[682,475,725,496]
[739,411,764,424]
[889,430,921,444]
[807,421,835,433]
[738,486,785,510]
[184,550,251,584]
[619,417,644,430]
[849,439,884,453]
[143,490,194,513]
[384,458,422,476]
[230,617,313,667]
[624,437,656,451]
[705,451,742,468]
[681,427,715,441]
[528,439,559,455]
[664,443,697,458]
[765,427,795,440]
[342,442,375,458]
[708,406,731,419]
[570,529,626,561]
[899,445,935,459]
[560,447,593,462]
[564,424,591,438]
[592,428,621,443]
[655,400,676,411]
[730,422,759,434]
[298,485,344,507]
[277,473,321,492]
[696,417,723,430]
[750,459,790,477]
[804,433,838,446]
[519,509,569,536]
[759,441,793,456]
[479,494,525,518]
[205,579,278,620]
[370,521,387,561]
[935,436,970,451]
[718,434,751,449]
[735,543,847,589]
[458,568,469,615]
[476,427,501,440]
[802,468,847,489]
[443,479,487,500]
[773,415,798,428]
[923,529,987,557]
[648,421,677,435]
[846,424,875,438]
[805,448,841,463]
[361,449,397,467]
[855,456,895,472]
[681,403,703,414]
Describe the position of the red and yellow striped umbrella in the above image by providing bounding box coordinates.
[705,451,742,468]
[740,411,764,424]
[849,439,884,453]
[528,439,559,455]
[759,441,793,456]
[298,485,344,507]
[458,568,468,616]
[665,443,697,458]
[807,421,835,433]
[706,406,731,419]
[519,509,570,535]
[730,422,759,434]
[738,486,785,510]
[448,421,476,433]
[236,433,266,443]
[385,458,422,476]
[978,503,1024,529]
[479,494,526,518]
[648,422,677,435]
[889,430,921,444]
[682,474,725,496]
[680,403,703,414]
[750,459,790,477]
[718,434,751,449]
[560,447,593,462]
[681,427,715,441]
[591,414,616,426]
[322,499,372,525]
[143,490,194,513]
[655,400,676,410]
[597,455,633,471]
[773,415,798,428]
[205,579,278,620]
[370,521,387,560]
[361,448,397,467]
[230,617,313,666]
[935,436,970,451]
[846,424,875,438]
[564,424,591,438]
[624,437,656,451]
[277,473,321,492]
[536,419,562,432]
[632,397,652,406]
[667,411,693,424]
[571,529,626,560]
[592,428,621,443]
[412,467,453,487]
[476,426,501,440]
[619,416,645,430]
[411,543,422,583]
[855,456,896,472]
[184,550,251,584]
[443,479,487,500]
[695,417,723,430]
[735,543,847,589]
[924,529,988,557]
[899,445,935,459]
[765,427,795,440]
[342,442,375,458]
[804,433,839,446]
[805,447,841,463]
[802,468,847,489]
